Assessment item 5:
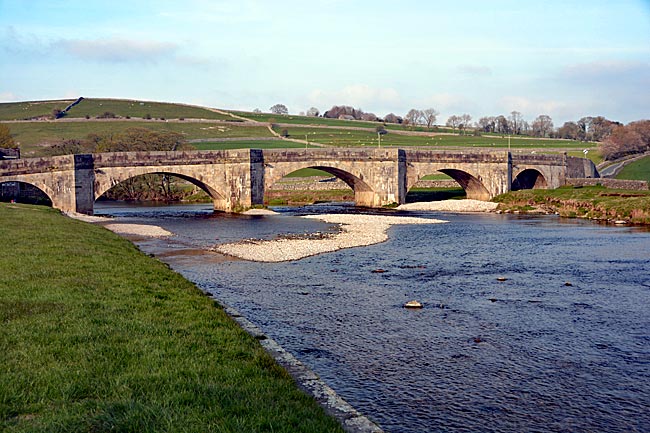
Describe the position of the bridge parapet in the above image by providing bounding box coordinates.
[92,149,253,168]
[0,148,596,214]
[403,149,510,164]
[0,154,75,176]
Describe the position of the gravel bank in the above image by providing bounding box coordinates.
[213,214,446,262]
[398,199,498,212]
[103,223,173,238]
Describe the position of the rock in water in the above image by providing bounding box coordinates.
[404,300,423,309]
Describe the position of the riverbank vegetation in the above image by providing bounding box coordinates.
[0,203,344,432]
[494,186,650,224]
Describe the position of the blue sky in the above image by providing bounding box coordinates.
[1,0,649,124]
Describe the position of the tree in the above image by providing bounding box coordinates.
[446,115,461,131]
[306,107,320,117]
[459,114,472,134]
[0,124,16,148]
[557,121,580,140]
[495,115,510,134]
[253,108,262,113]
[383,113,403,124]
[600,125,645,160]
[509,111,524,135]
[405,109,424,127]
[477,116,496,133]
[422,108,439,129]
[269,104,288,115]
[531,115,554,138]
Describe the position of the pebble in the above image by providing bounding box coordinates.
[213,214,447,262]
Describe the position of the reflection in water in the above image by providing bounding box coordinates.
[96,202,650,433]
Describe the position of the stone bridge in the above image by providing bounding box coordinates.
[0,148,598,214]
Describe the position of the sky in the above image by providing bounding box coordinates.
[1,0,649,125]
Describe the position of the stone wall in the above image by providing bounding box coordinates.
[565,178,649,190]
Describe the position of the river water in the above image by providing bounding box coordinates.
[95,202,650,433]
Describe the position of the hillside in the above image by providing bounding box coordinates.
[0,98,600,161]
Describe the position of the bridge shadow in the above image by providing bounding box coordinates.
[0,181,52,206]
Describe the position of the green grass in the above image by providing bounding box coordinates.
[67,98,234,120]
[0,203,344,433]
[0,100,76,121]
[494,185,650,224]
[191,140,315,150]
[283,168,331,177]
[616,156,650,182]
[273,125,594,149]
[405,187,466,202]
[231,111,382,128]
[0,99,233,121]
[4,122,275,157]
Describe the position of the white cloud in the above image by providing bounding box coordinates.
[58,37,178,63]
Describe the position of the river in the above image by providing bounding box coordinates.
[95,201,650,433]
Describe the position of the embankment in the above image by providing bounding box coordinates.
[494,186,650,225]
[0,203,347,432]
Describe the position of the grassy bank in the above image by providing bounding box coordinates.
[0,204,344,432]
[616,156,650,182]
[493,186,650,224]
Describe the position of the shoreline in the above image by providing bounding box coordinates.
[213,213,447,262]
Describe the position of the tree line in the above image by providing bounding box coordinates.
[268,103,649,161]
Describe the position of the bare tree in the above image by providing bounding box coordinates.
[269,104,289,115]
[495,115,510,134]
[446,115,462,131]
[405,109,424,127]
[478,116,496,133]
[306,107,320,117]
[422,108,439,129]
[459,114,472,130]
[531,115,554,138]
[509,111,524,135]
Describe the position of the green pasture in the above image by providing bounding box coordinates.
[191,140,313,150]
[66,98,234,120]
[616,156,650,182]
[4,121,274,157]
[274,125,596,150]
[0,203,344,432]
[0,100,75,121]
[231,111,381,128]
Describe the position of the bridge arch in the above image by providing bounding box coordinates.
[265,163,375,207]
[512,168,547,191]
[94,167,227,209]
[0,180,53,206]
[406,167,492,201]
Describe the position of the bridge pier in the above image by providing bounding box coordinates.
[0,149,598,215]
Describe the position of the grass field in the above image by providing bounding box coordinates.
[66,98,234,121]
[191,140,315,150]
[0,100,76,121]
[0,99,601,161]
[4,121,275,157]
[616,156,650,182]
[273,125,596,150]
[0,203,344,433]
[0,99,234,121]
